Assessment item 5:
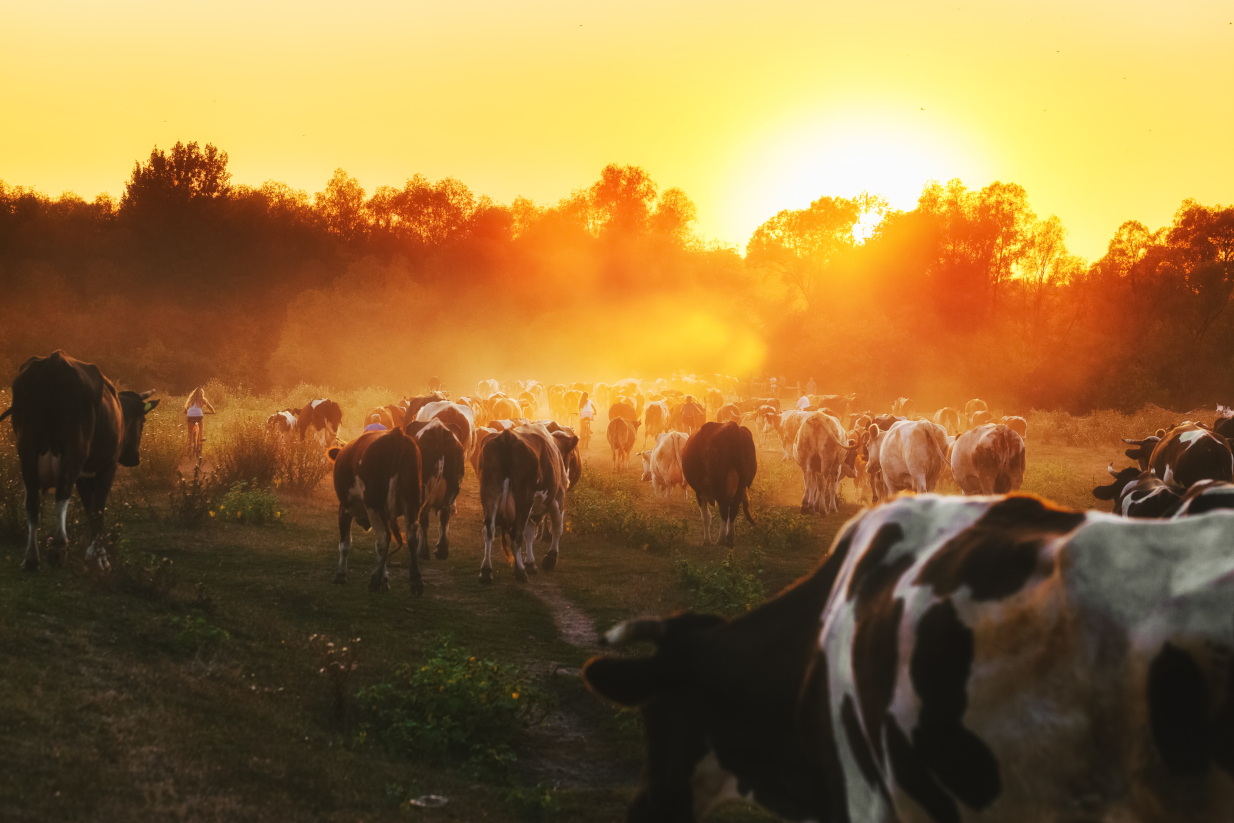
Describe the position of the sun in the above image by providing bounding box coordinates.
[725,106,995,246]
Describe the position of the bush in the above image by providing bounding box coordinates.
[278,437,331,495]
[170,610,230,656]
[215,480,283,525]
[676,550,766,616]
[1028,404,1187,449]
[743,506,815,553]
[210,416,282,489]
[358,636,549,778]
[169,466,219,528]
[567,470,688,553]
[0,428,26,541]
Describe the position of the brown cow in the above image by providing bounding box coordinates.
[1149,424,1234,487]
[328,428,424,594]
[608,400,638,422]
[716,403,741,424]
[478,424,575,583]
[607,417,641,472]
[1000,415,1028,439]
[404,419,465,560]
[680,401,706,436]
[643,400,669,447]
[415,401,476,461]
[299,399,343,445]
[682,421,757,547]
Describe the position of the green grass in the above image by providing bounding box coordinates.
[0,405,1123,822]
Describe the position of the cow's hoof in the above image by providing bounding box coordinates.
[526,563,538,576]
[22,557,39,572]
[435,544,449,561]
[368,577,390,593]
[479,568,494,585]
[410,578,424,596]
[542,552,558,571]
[332,572,347,585]
[96,556,111,573]
[514,566,528,583]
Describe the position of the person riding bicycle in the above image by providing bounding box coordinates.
[184,387,216,450]
[578,391,595,442]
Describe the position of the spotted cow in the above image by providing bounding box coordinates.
[584,494,1234,823]
[950,424,1026,495]
[1148,424,1234,487]
[1091,464,1185,518]
[404,418,465,561]
[298,398,343,445]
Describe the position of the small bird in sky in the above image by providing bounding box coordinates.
[920,107,924,110]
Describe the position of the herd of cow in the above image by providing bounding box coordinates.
[8,353,1234,821]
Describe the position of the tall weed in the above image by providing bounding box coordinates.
[567,469,688,552]
[278,437,331,495]
[1028,404,1189,449]
[675,550,766,616]
[210,416,282,488]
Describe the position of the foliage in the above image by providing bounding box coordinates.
[1027,404,1186,449]
[310,634,361,725]
[567,469,688,553]
[129,412,185,493]
[501,783,561,820]
[0,427,25,541]
[358,636,548,778]
[210,416,281,489]
[743,507,816,554]
[170,611,230,656]
[214,480,282,525]
[278,437,331,495]
[168,466,219,528]
[675,550,766,617]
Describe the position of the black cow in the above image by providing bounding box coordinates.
[1170,479,1234,518]
[0,351,159,571]
[584,494,1234,822]
[1091,463,1183,517]
[1121,429,1165,470]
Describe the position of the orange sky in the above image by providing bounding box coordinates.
[2,0,1231,260]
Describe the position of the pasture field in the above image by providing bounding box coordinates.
[0,387,1182,822]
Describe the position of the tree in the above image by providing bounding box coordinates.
[315,169,368,241]
[120,141,231,219]
[649,187,697,245]
[589,164,657,236]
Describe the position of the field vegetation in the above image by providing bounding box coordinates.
[0,381,1197,821]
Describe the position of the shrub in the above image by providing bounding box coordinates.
[278,437,331,495]
[215,480,283,525]
[358,636,549,777]
[129,412,184,494]
[743,506,815,553]
[210,416,282,489]
[169,466,219,528]
[0,428,26,541]
[502,784,560,820]
[567,469,688,553]
[310,633,361,725]
[1028,404,1186,449]
[170,611,230,656]
[676,550,766,616]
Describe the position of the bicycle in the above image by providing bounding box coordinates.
[187,411,215,464]
[579,416,592,450]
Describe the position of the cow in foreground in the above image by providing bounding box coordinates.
[328,427,424,593]
[404,419,465,560]
[950,423,1026,495]
[584,494,1234,822]
[682,422,757,547]
[478,424,575,583]
[2,351,159,571]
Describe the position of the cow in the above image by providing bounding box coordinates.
[607,417,641,472]
[327,428,424,593]
[415,400,476,461]
[1091,464,1185,517]
[950,424,1026,495]
[682,422,757,547]
[891,396,913,416]
[1146,423,1234,487]
[403,392,445,422]
[1170,479,1234,518]
[517,390,538,415]
[404,419,465,561]
[1215,405,1234,439]
[644,400,669,447]
[967,409,993,429]
[793,411,856,515]
[999,415,1027,439]
[608,400,638,423]
[964,397,988,417]
[476,378,502,399]
[266,409,298,442]
[584,494,1234,823]
[1122,429,1165,470]
[471,426,499,479]
[778,409,812,462]
[716,403,741,424]
[553,429,583,490]
[477,423,575,583]
[1,351,159,571]
[298,398,343,445]
[867,419,948,501]
[705,388,725,416]
[639,431,689,499]
[490,396,522,421]
[681,401,706,436]
[871,413,904,432]
[816,393,857,422]
[754,405,781,446]
[365,406,395,431]
[933,406,964,436]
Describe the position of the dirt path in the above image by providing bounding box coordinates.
[529,576,600,653]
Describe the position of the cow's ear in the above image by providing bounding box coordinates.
[143,399,160,414]
[326,447,342,462]
[1093,483,1117,500]
[582,656,664,707]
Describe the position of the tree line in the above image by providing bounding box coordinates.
[1,141,1230,412]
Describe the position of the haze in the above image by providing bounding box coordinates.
[4,0,1233,260]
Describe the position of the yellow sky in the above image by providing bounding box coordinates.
[3,0,1232,260]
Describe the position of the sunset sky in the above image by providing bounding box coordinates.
[3,0,1231,260]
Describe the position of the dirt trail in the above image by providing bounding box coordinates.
[530,576,600,653]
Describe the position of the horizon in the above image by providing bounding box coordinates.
[4,1,1233,261]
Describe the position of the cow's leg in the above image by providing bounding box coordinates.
[404,509,424,596]
[698,498,713,545]
[417,506,432,560]
[434,504,452,560]
[511,498,533,583]
[521,518,539,576]
[20,450,40,571]
[542,499,563,571]
[368,509,392,593]
[333,505,352,584]
[78,467,114,570]
[479,501,498,585]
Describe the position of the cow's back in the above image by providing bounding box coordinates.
[10,351,120,465]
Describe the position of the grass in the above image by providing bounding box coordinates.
[0,394,1158,822]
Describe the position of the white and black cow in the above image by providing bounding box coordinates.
[1,351,159,571]
[1092,464,1185,517]
[584,494,1234,822]
[298,398,343,445]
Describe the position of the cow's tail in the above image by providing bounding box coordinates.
[0,407,10,423]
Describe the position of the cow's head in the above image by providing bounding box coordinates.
[1092,463,1144,512]
[1121,432,1163,470]
[639,450,653,481]
[118,390,160,467]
